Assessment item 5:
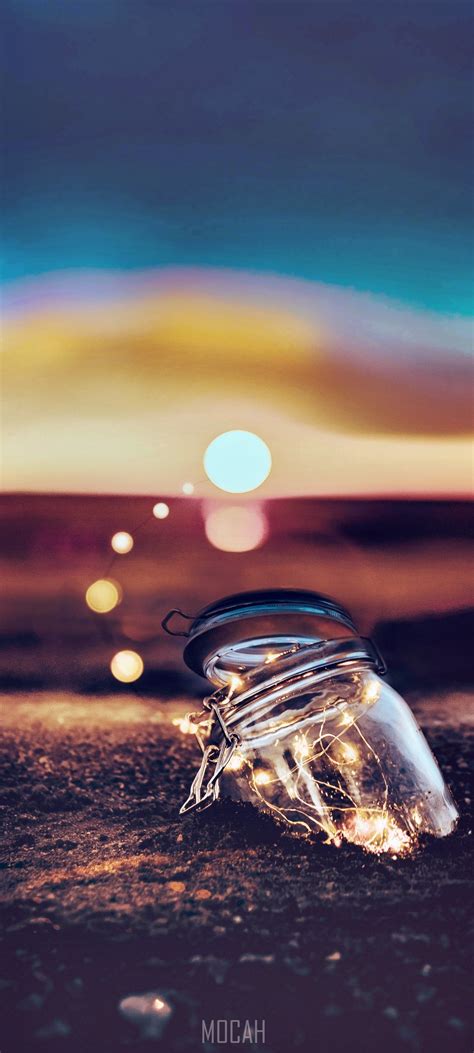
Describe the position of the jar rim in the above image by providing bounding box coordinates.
[210,639,383,748]
[180,589,358,678]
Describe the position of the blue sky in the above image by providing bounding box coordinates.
[3,0,473,313]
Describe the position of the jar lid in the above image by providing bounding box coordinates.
[164,588,358,678]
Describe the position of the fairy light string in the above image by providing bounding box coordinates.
[177,642,428,857]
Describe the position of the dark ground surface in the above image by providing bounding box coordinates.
[0,496,473,1052]
[0,689,472,1053]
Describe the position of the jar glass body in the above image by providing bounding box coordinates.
[221,666,457,854]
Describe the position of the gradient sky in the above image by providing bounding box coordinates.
[3,0,473,313]
[2,1,473,497]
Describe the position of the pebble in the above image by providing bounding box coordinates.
[283,956,309,975]
[417,986,435,1004]
[239,953,275,965]
[36,1019,71,1039]
[18,992,44,1012]
[118,991,173,1039]
[190,956,229,983]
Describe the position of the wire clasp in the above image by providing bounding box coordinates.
[179,694,241,814]
[161,609,194,637]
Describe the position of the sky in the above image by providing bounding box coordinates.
[3,0,472,312]
[2,1,473,497]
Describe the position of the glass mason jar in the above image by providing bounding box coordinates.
[164,590,458,855]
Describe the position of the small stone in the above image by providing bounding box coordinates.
[65,977,84,996]
[384,1007,398,1020]
[118,991,173,1039]
[283,956,309,975]
[19,992,44,1012]
[417,986,435,1004]
[239,953,275,965]
[167,880,185,893]
[36,1019,71,1039]
[421,964,432,976]
[195,888,211,900]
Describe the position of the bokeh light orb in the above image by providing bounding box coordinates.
[153,502,170,519]
[111,530,134,554]
[204,430,272,493]
[110,649,144,683]
[182,482,195,496]
[85,578,122,613]
[204,505,268,552]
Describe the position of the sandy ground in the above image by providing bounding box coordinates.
[0,496,472,1051]
[0,689,472,1053]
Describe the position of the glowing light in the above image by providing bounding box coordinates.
[264,652,278,664]
[204,505,268,552]
[153,502,170,519]
[182,482,194,495]
[339,710,354,727]
[229,674,243,695]
[226,752,245,772]
[111,530,134,554]
[295,735,311,761]
[110,650,144,683]
[343,811,413,855]
[254,770,271,786]
[342,743,358,764]
[204,430,272,493]
[85,578,122,613]
[172,715,199,735]
[362,678,381,705]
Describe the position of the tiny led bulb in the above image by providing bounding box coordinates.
[111,531,134,554]
[153,502,170,520]
[172,715,199,735]
[342,742,358,764]
[110,649,144,683]
[226,752,245,772]
[362,677,381,705]
[86,579,121,613]
[254,770,271,786]
[295,735,311,760]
